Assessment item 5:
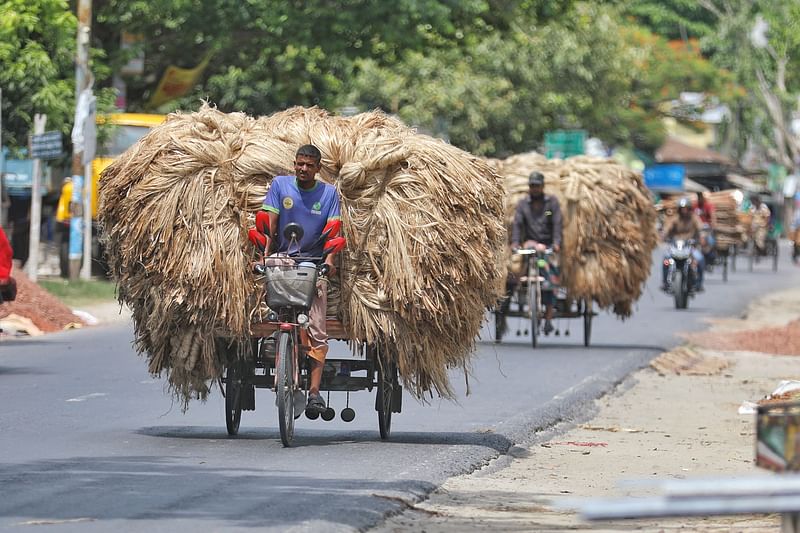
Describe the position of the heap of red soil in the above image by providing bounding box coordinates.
[0,270,84,332]
[688,319,800,356]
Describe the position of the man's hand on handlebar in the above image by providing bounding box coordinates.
[523,240,547,252]
[323,256,336,278]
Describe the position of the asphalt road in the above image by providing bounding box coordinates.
[2,244,799,532]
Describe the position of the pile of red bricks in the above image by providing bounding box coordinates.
[688,320,800,356]
[0,271,84,332]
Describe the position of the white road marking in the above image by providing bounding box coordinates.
[65,392,107,402]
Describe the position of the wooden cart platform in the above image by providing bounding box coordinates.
[251,316,349,340]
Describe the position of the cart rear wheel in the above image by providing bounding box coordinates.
[772,241,779,272]
[583,300,593,347]
[494,308,505,344]
[374,346,397,440]
[276,331,295,447]
[529,283,539,348]
[722,252,728,282]
[224,362,242,436]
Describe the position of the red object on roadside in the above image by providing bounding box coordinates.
[255,210,271,236]
[0,226,16,302]
[0,226,12,282]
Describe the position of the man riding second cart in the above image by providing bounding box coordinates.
[748,193,771,253]
[262,144,341,416]
[510,171,563,336]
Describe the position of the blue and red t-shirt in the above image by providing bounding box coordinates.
[262,175,341,256]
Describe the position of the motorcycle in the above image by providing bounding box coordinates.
[664,239,698,309]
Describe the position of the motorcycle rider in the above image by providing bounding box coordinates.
[661,197,705,292]
[509,171,563,336]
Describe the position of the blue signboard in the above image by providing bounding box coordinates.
[644,164,685,191]
[1,159,35,197]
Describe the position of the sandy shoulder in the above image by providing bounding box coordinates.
[374,290,800,532]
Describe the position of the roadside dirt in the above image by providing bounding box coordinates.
[0,270,84,333]
[374,289,800,532]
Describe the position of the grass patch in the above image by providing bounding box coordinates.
[38,278,118,307]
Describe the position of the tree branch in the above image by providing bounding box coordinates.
[755,67,798,166]
[698,0,723,19]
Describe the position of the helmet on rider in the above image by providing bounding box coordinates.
[677,196,692,218]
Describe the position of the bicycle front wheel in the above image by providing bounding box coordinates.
[276,331,296,447]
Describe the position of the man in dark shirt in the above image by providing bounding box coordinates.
[510,171,563,335]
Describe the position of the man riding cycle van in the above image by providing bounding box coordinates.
[261,144,341,416]
[509,171,563,336]
[748,193,771,254]
[661,197,705,292]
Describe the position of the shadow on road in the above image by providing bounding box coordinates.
[479,340,667,353]
[0,339,64,348]
[0,366,51,376]
[0,455,432,529]
[135,426,513,453]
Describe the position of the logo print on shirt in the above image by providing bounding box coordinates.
[311,201,322,215]
[282,197,294,210]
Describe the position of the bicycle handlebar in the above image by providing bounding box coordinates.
[513,247,554,256]
[253,256,331,277]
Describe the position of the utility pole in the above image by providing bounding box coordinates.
[69,0,92,280]
[26,114,47,282]
[80,96,96,281]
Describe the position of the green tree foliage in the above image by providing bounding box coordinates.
[348,3,636,156]
[701,0,800,166]
[623,29,741,146]
[2,0,745,162]
[349,2,735,156]
[94,0,566,114]
[624,0,716,40]
[0,0,115,157]
[0,0,77,154]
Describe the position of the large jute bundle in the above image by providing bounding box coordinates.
[497,152,658,317]
[99,105,505,408]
